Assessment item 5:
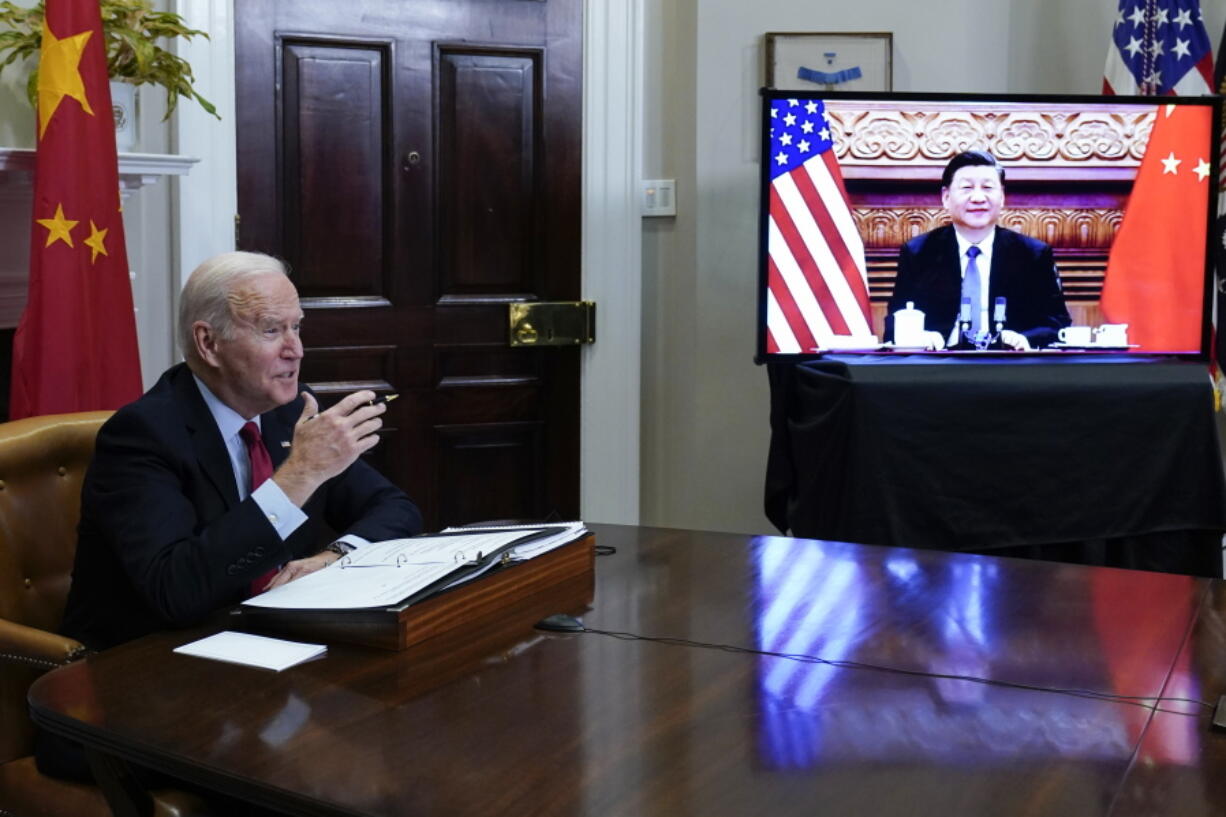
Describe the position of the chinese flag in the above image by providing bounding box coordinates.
[10,0,142,419]
[1100,105,1213,353]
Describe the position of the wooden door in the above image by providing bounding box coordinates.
[235,0,581,530]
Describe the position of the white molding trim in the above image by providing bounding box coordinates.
[0,149,198,179]
[0,149,198,197]
[171,0,238,297]
[580,0,643,524]
[0,149,198,332]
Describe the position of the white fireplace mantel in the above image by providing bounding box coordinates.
[0,148,198,196]
[0,148,198,334]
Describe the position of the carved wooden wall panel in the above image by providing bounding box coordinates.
[855,207,1124,250]
[828,104,1155,171]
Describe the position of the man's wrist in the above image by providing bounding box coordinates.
[271,463,322,508]
[323,541,353,558]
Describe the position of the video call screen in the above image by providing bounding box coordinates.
[756,90,1221,359]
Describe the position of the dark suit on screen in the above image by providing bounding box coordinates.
[61,362,422,651]
[885,225,1071,348]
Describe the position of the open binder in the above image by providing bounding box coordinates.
[236,523,595,651]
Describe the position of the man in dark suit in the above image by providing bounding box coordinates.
[60,251,422,652]
[885,151,1071,350]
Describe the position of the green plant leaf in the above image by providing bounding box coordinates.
[0,0,220,120]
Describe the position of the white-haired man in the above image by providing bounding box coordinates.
[60,251,422,652]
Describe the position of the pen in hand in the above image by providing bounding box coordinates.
[291,394,400,443]
[303,393,398,420]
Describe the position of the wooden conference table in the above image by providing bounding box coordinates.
[29,524,1226,816]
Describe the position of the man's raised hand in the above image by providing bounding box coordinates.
[272,390,386,506]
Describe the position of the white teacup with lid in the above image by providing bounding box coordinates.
[893,302,926,347]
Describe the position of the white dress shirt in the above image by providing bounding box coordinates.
[193,374,308,540]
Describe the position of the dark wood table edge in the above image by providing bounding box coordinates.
[28,638,373,817]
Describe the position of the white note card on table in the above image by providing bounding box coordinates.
[173,631,326,672]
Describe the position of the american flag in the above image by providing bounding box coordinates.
[765,98,871,354]
[1103,0,1213,95]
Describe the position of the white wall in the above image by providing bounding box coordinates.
[639,0,1226,535]
[641,0,699,529]
[125,87,179,388]
[0,53,33,147]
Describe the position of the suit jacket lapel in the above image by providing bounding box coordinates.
[941,226,960,286]
[937,226,962,321]
[987,226,1014,304]
[173,365,241,508]
[261,407,294,470]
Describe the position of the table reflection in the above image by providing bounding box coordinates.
[750,538,1202,771]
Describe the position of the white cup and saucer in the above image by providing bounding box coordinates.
[1092,323,1129,347]
[1057,325,1092,346]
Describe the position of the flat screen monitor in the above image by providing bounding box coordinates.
[756,90,1221,359]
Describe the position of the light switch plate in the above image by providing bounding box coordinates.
[642,179,676,217]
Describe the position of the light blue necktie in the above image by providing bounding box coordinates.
[961,246,983,337]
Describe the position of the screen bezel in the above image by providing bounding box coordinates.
[755,89,1222,363]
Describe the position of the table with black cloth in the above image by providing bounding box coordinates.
[765,356,1226,576]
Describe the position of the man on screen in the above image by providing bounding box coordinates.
[885,150,1070,350]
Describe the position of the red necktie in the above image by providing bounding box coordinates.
[239,422,279,595]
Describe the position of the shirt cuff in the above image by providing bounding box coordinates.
[334,534,371,551]
[251,480,309,539]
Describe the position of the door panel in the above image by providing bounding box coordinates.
[236,0,581,530]
[437,47,540,296]
[436,421,543,525]
[280,40,389,297]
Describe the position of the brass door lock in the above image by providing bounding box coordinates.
[508,301,595,347]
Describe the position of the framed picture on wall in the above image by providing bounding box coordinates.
[764,32,893,92]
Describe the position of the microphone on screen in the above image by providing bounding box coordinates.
[986,297,1009,350]
[951,297,975,350]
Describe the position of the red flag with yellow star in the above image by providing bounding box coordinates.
[10,0,142,418]
[1101,104,1213,353]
